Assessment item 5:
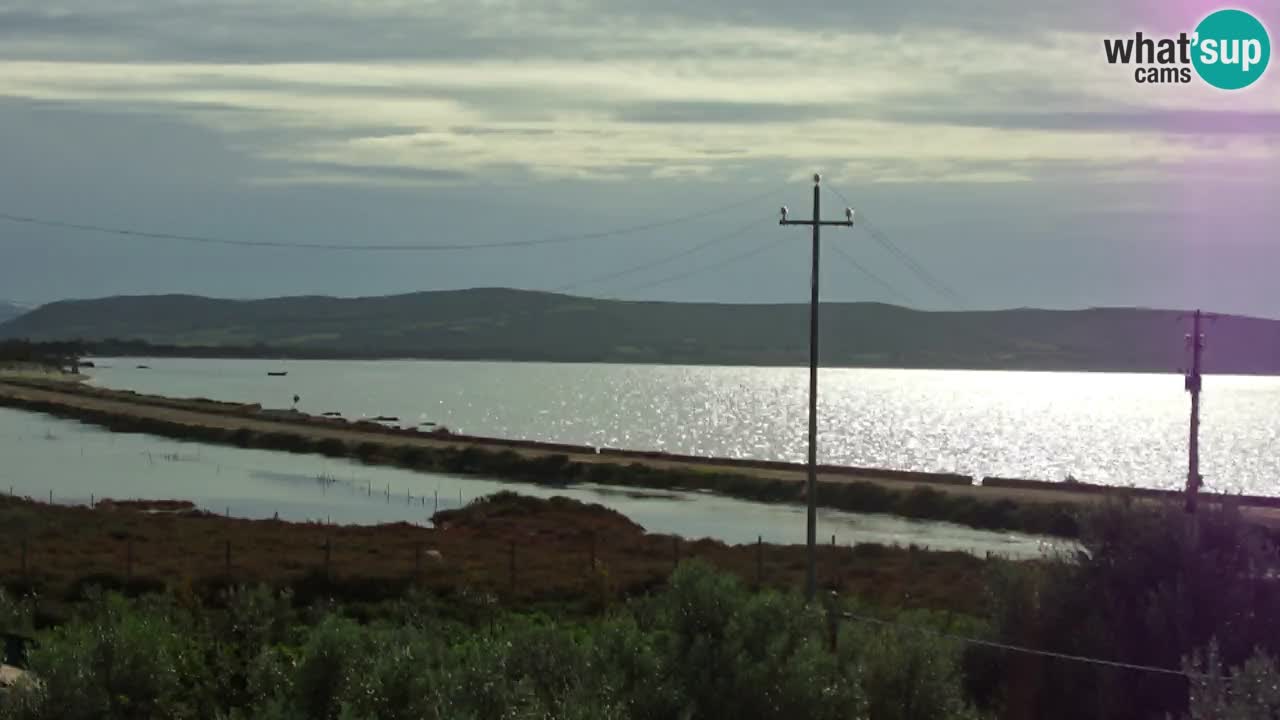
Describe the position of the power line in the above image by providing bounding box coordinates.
[554,217,766,293]
[614,230,782,294]
[839,610,1210,681]
[861,216,967,306]
[822,185,968,306]
[826,242,914,306]
[0,186,782,254]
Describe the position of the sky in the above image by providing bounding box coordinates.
[1,0,1278,315]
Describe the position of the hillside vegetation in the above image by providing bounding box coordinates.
[2,288,1278,372]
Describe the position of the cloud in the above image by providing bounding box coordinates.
[0,0,1276,187]
[250,162,472,187]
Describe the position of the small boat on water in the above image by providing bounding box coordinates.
[267,371,288,377]
[136,365,150,369]
[373,415,400,422]
[322,411,342,418]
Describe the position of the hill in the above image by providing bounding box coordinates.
[1,288,1277,373]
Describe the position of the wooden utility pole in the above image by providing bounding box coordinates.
[779,173,855,602]
[1184,310,1206,513]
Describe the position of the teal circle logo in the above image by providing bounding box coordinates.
[1192,9,1270,90]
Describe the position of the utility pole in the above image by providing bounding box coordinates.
[779,173,854,602]
[1184,309,1207,513]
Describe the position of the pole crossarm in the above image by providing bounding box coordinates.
[781,220,855,228]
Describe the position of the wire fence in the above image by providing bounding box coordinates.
[0,489,1219,686]
[817,596,1215,683]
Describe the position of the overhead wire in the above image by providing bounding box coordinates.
[839,610,1212,681]
[0,185,783,254]
[553,216,766,293]
[614,227,783,295]
[826,243,914,307]
[823,184,968,307]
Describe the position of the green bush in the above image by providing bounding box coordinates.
[314,438,348,457]
[0,589,33,638]
[0,565,995,720]
[1183,643,1280,719]
[336,628,441,720]
[986,498,1280,719]
[352,442,383,462]
[844,613,982,720]
[4,594,210,720]
[644,561,866,720]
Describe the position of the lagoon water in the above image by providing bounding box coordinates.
[0,407,1056,557]
[85,358,1280,495]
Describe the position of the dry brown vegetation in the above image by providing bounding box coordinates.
[0,492,987,621]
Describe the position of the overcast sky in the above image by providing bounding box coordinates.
[1,0,1278,315]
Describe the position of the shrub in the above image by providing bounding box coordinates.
[645,561,865,720]
[987,498,1280,719]
[289,615,369,720]
[0,589,33,638]
[1183,643,1280,719]
[6,594,209,720]
[396,446,427,468]
[314,438,348,458]
[335,628,441,720]
[353,442,383,462]
[845,612,983,720]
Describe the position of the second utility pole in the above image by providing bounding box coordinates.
[780,173,854,602]
[1184,309,1206,513]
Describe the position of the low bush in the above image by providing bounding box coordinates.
[0,563,989,720]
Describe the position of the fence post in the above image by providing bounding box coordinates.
[434,490,439,513]
[907,547,917,600]
[90,493,94,508]
[48,490,52,505]
[756,535,763,588]
[825,591,839,652]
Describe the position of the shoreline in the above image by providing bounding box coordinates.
[2,373,1276,537]
[81,350,1280,377]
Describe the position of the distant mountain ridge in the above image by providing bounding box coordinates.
[1,288,1278,373]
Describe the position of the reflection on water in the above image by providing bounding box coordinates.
[84,357,1280,495]
[0,407,1060,558]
